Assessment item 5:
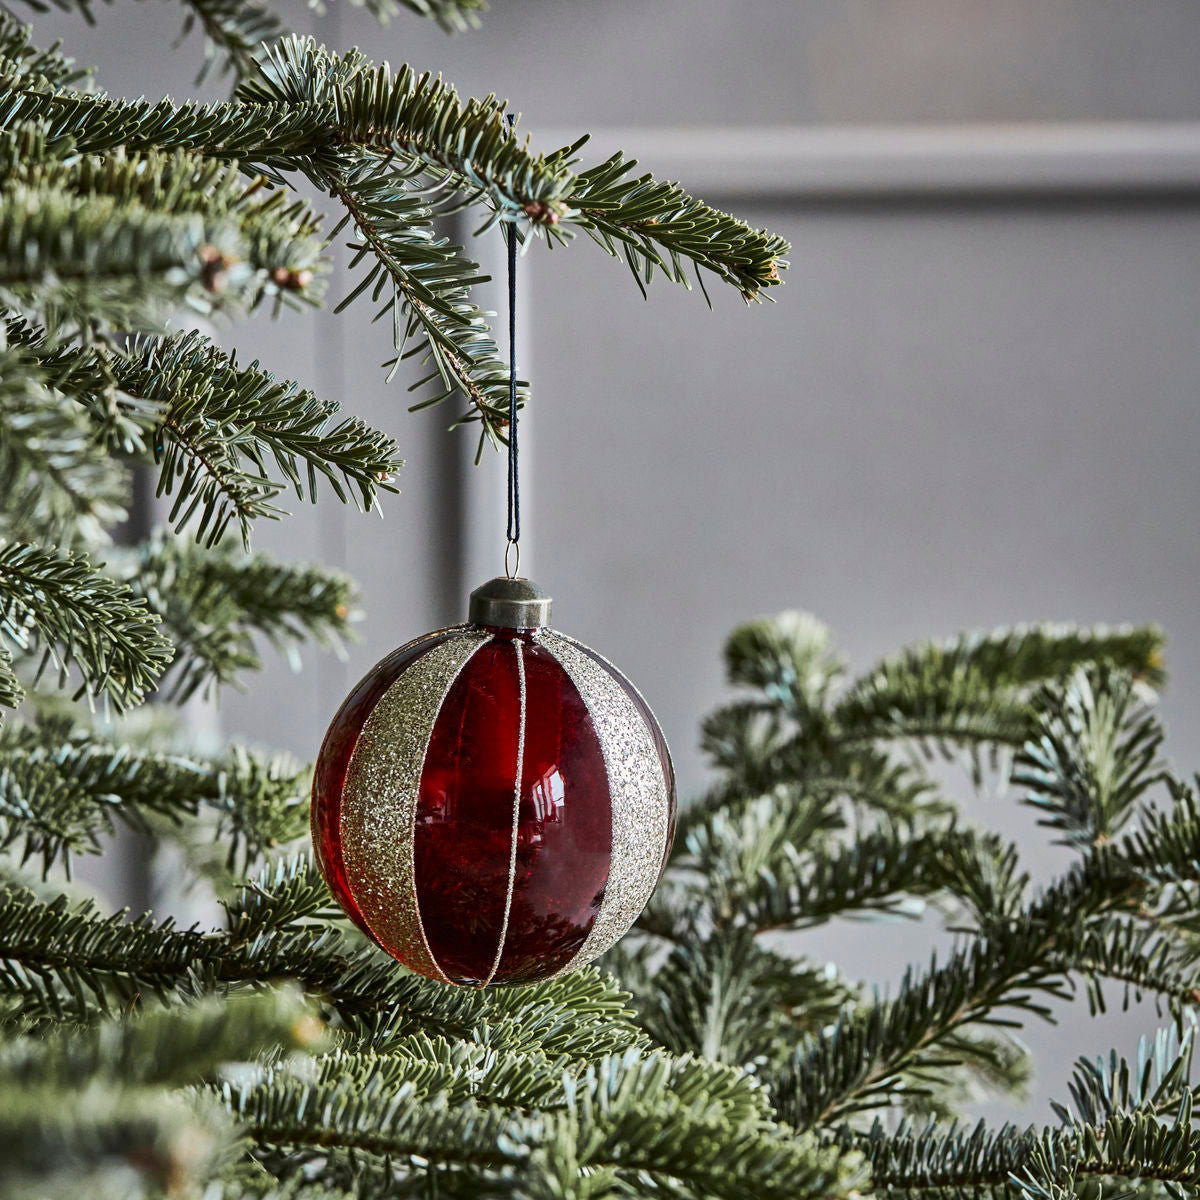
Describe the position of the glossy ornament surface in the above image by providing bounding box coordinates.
[311,578,675,987]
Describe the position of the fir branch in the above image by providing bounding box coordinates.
[119,535,360,700]
[2,987,322,1087]
[246,37,788,297]
[1015,667,1166,849]
[770,818,1199,1131]
[647,819,1014,941]
[0,990,322,1195]
[0,882,641,1061]
[1,149,325,286]
[556,145,789,300]
[13,0,281,82]
[1,316,160,457]
[6,320,399,547]
[236,39,575,206]
[1,30,789,424]
[0,540,172,712]
[306,1037,566,1114]
[721,610,845,717]
[840,1118,1038,1200]
[130,330,397,545]
[0,181,250,321]
[1053,1024,1195,1126]
[0,345,128,545]
[851,1100,1200,1200]
[326,162,523,446]
[1070,916,1200,1023]
[0,647,20,711]
[0,81,329,165]
[614,927,858,1069]
[177,0,285,80]
[0,719,310,876]
[0,884,390,1019]
[834,624,1165,751]
[700,618,1165,807]
[0,149,325,328]
[352,0,489,35]
[0,16,86,91]
[684,748,947,845]
[231,1048,856,1200]
[560,1051,855,1200]
[0,1083,234,1194]
[5,35,788,296]
[225,853,343,936]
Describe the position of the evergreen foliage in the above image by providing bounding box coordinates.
[0,1,1194,1198]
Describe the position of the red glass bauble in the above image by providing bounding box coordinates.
[312,577,675,987]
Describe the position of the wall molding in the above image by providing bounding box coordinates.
[551,124,1200,202]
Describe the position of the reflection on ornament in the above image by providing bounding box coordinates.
[311,577,676,987]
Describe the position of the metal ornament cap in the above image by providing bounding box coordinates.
[468,576,552,630]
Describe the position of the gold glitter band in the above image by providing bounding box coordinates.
[340,629,489,984]
[536,630,672,975]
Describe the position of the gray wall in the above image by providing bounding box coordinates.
[34,0,1200,1122]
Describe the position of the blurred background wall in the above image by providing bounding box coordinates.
[34,0,1200,1120]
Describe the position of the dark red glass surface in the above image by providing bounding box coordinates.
[414,633,613,985]
[311,630,453,943]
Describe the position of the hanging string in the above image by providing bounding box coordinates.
[504,114,520,579]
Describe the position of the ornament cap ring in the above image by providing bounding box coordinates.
[469,575,552,630]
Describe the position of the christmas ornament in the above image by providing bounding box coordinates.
[311,576,676,986]
[311,138,675,987]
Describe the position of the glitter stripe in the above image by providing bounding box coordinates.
[482,638,525,987]
[340,630,489,985]
[536,630,671,975]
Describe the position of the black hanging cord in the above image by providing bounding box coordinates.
[504,115,520,575]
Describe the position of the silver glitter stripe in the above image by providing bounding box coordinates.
[340,630,489,985]
[536,630,671,975]
[482,638,525,987]
[545,631,675,778]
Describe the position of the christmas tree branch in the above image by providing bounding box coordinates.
[0,540,172,712]
[0,989,321,1195]
[1070,915,1200,1022]
[369,0,489,34]
[554,146,789,300]
[683,751,947,846]
[645,821,1011,941]
[239,37,788,297]
[699,618,1165,806]
[0,183,256,322]
[832,625,1164,750]
[126,329,395,544]
[1014,668,1166,849]
[0,347,129,546]
[614,928,858,1068]
[6,319,402,548]
[0,647,20,711]
[0,717,310,876]
[0,16,86,90]
[0,880,641,1062]
[230,1049,857,1200]
[324,163,523,448]
[116,536,360,700]
[847,1098,1200,1200]
[4,151,325,284]
[176,0,284,80]
[0,147,325,329]
[771,798,1200,1130]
